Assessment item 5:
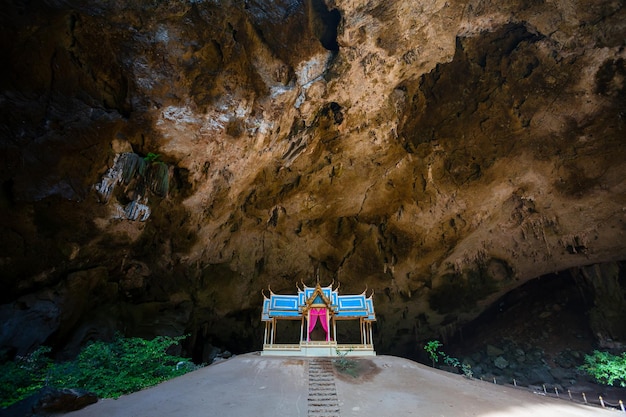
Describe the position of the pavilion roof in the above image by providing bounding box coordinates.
[261,282,375,322]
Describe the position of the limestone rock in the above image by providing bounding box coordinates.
[494,356,509,370]
[0,0,625,359]
[0,387,97,417]
[486,345,505,358]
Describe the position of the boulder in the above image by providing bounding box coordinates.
[486,345,505,357]
[494,356,509,370]
[0,387,97,417]
[526,367,556,385]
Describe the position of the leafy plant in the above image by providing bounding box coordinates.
[424,340,443,367]
[144,152,161,163]
[333,348,357,377]
[580,350,626,387]
[460,363,473,378]
[447,357,473,378]
[423,340,472,378]
[0,346,52,407]
[0,335,199,408]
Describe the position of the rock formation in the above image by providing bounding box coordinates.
[1,0,625,361]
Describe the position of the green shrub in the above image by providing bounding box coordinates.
[333,349,357,377]
[580,350,626,387]
[0,346,52,407]
[0,335,199,408]
[423,340,472,378]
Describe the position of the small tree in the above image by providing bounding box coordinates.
[423,340,472,378]
[424,340,443,367]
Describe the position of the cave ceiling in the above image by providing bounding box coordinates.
[0,0,625,357]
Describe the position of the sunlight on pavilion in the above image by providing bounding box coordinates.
[261,282,376,357]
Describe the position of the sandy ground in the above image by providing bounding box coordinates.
[63,353,615,417]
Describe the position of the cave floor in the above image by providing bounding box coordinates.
[62,354,614,417]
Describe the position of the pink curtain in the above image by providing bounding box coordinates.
[308,308,329,341]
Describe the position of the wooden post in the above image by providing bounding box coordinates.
[272,318,276,345]
[326,308,330,341]
[360,319,364,344]
[363,320,367,344]
[306,310,311,342]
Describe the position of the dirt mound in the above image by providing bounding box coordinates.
[61,354,615,417]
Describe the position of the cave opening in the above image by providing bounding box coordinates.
[439,266,626,398]
[309,0,341,52]
[449,271,594,353]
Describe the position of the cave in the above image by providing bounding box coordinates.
[1,0,626,407]
[446,269,606,383]
[309,0,341,52]
[437,263,626,399]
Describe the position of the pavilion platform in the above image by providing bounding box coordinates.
[261,341,376,357]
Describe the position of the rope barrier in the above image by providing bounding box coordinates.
[483,375,626,412]
[603,398,623,408]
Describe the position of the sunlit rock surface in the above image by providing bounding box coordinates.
[0,0,625,359]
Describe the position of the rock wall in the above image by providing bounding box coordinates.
[0,0,625,360]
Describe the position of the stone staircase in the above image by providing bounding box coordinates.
[308,359,340,417]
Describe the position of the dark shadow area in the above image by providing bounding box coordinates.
[335,320,362,344]
[445,268,626,406]
[309,0,341,51]
[273,319,303,344]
